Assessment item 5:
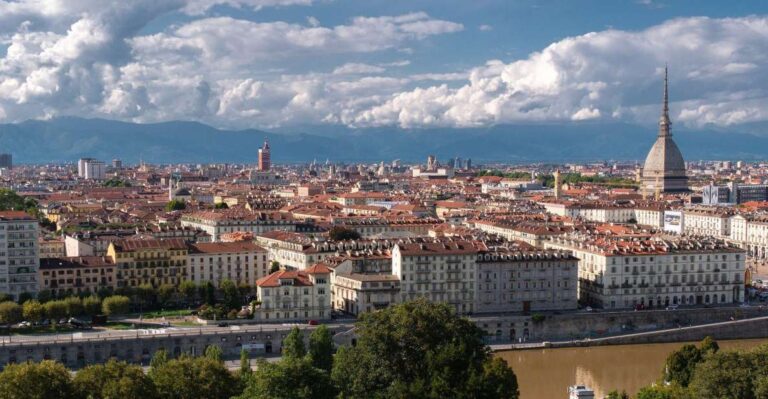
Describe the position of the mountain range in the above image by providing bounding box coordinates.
[0,117,766,164]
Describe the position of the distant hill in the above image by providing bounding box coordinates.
[0,117,765,164]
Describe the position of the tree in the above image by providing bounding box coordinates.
[73,359,157,399]
[83,295,102,317]
[636,384,687,399]
[205,345,223,363]
[135,284,158,309]
[36,290,53,303]
[63,296,83,317]
[269,261,281,274]
[22,300,45,322]
[331,299,519,399]
[0,301,22,324]
[328,226,361,241]
[102,295,131,316]
[179,280,198,304]
[240,349,252,377]
[664,344,701,387]
[149,349,169,376]
[157,284,176,307]
[282,327,306,360]
[151,355,238,399]
[605,390,630,399]
[200,281,216,305]
[308,325,334,372]
[221,279,242,310]
[687,346,767,399]
[0,360,77,399]
[165,199,186,212]
[17,292,33,304]
[239,358,335,399]
[215,202,229,209]
[44,300,67,322]
[699,336,720,355]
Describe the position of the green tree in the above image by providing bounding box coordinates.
[135,284,157,309]
[699,336,720,355]
[83,295,102,316]
[605,390,630,399]
[205,345,223,363]
[282,327,306,360]
[636,384,688,399]
[17,292,33,304]
[240,349,252,377]
[307,325,334,372]
[157,284,176,307]
[239,358,335,399]
[165,199,186,211]
[328,226,361,241]
[215,202,229,209]
[269,261,281,274]
[36,290,53,303]
[0,301,22,324]
[0,360,76,399]
[102,295,131,316]
[687,347,766,399]
[63,296,83,316]
[664,344,701,387]
[73,359,157,399]
[179,280,197,304]
[200,281,216,305]
[331,299,519,399]
[221,279,242,310]
[149,349,169,376]
[44,300,67,322]
[151,355,239,399]
[22,300,45,322]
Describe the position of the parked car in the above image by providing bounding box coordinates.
[217,322,229,327]
[665,304,679,310]
[307,320,319,326]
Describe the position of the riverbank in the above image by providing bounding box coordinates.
[490,313,768,351]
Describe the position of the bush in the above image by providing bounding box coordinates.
[102,296,131,316]
[0,301,22,325]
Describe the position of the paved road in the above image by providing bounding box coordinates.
[0,322,356,345]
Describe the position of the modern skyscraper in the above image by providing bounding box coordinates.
[258,139,271,171]
[641,66,689,193]
[78,158,106,180]
[0,211,39,299]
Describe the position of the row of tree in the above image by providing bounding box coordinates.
[0,299,520,399]
[0,295,132,324]
[630,337,768,399]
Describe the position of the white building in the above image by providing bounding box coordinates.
[180,210,296,242]
[0,212,40,299]
[253,263,331,322]
[546,233,746,309]
[78,158,106,180]
[187,241,268,286]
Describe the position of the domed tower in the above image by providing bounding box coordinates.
[641,66,689,193]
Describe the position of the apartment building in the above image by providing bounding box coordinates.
[187,241,268,286]
[475,247,578,313]
[181,210,296,241]
[392,239,482,315]
[39,256,116,296]
[252,263,331,322]
[0,212,39,299]
[682,207,734,237]
[107,238,188,288]
[546,233,746,309]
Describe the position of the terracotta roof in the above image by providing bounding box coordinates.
[111,238,187,252]
[256,270,314,287]
[189,241,265,254]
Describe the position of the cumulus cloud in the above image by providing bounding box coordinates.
[2,5,768,131]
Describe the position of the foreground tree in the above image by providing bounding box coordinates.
[687,345,768,399]
[151,355,238,399]
[331,299,519,399]
[22,299,44,322]
[73,359,157,399]
[239,358,335,399]
[0,360,76,399]
[307,325,334,372]
[282,327,306,360]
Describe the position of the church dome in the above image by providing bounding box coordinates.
[643,136,686,175]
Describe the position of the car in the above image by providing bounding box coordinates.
[217,322,229,327]
[665,304,679,310]
[307,320,319,326]
[585,306,594,312]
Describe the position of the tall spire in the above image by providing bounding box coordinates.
[658,64,671,137]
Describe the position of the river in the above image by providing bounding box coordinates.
[496,338,768,399]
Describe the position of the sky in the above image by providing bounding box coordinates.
[0,0,767,130]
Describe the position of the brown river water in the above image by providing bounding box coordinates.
[496,338,768,399]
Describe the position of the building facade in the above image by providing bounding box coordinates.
[0,212,39,299]
[187,241,268,286]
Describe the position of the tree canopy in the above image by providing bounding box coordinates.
[330,298,519,399]
[328,226,361,241]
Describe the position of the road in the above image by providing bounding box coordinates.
[0,321,356,346]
